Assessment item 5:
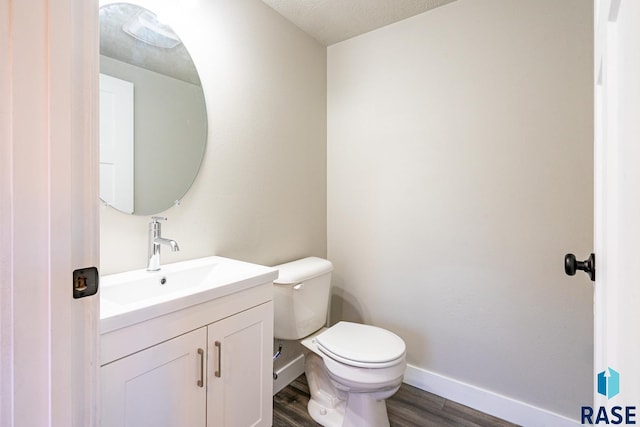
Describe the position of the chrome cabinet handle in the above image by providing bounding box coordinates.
[214,341,222,378]
[197,348,204,387]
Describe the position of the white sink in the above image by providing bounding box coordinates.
[102,263,217,306]
[100,256,278,333]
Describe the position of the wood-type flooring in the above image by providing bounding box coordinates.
[273,374,519,427]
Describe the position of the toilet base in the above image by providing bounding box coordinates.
[307,398,345,427]
[343,392,391,427]
[305,348,346,427]
[307,390,392,427]
[304,348,399,427]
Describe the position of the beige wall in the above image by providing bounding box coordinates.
[327,0,593,418]
[100,0,327,274]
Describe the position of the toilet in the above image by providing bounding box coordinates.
[273,257,406,427]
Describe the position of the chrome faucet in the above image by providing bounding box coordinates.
[147,216,180,271]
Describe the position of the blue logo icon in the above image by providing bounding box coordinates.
[597,367,620,399]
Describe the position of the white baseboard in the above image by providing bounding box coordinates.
[273,354,305,395]
[404,365,580,427]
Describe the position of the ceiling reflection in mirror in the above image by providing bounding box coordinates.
[99,3,207,216]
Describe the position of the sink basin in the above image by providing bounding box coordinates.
[102,263,217,306]
[100,256,278,333]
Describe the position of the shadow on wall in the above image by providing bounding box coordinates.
[329,281,365,326]
[329,277,431,367]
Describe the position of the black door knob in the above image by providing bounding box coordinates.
[564,253,595,281]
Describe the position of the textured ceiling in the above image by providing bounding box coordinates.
[261,0,457,46]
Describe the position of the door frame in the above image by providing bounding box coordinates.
[0,0,100,425]
[594,0,640,408]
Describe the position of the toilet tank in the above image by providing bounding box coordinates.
[273,257,333,340]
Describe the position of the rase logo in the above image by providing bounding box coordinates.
[581,367,636,425]
[598,367,620,399]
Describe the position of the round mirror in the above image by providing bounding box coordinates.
[99,3,207,215]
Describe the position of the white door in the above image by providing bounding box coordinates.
[100,73,134,214]
[594,0,640,409]
[207,302,273,427]
[0,0,99,425]
[101,328,207,427]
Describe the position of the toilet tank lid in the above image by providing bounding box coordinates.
[273,257,333,285]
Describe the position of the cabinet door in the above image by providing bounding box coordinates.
[101,327,207,427]
[207,302,273,427]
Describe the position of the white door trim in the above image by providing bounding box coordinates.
[594,0,640,409]
[0,0,100,425]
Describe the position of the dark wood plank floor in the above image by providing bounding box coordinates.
[274,375,519,427]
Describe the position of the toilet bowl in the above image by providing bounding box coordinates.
[301,322,406,427]
[273,257,407,427]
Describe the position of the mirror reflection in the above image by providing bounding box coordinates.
[99,2,207,215]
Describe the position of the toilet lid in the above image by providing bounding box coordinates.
[315,322,405,367]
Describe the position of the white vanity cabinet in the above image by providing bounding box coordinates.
[101,327,208,426]
[207,302,272,427]
[100,267,276,427]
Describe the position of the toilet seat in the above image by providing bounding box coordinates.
[315,322,406,368]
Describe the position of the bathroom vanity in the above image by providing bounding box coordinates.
[97,5,277,425]
[100,257,277,427]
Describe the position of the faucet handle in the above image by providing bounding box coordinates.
[151,216,168,222]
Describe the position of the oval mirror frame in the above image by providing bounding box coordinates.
[99,2,207,215]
